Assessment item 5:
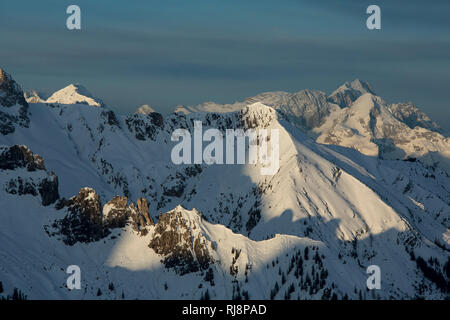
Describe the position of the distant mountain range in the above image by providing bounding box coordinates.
[1,67,449,300]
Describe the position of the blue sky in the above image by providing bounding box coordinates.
[1,0,449,131]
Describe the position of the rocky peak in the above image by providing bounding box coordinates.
[149,206,213,275]
[240,102,276,129]
[48,187,106,245]
[0,68,28,108]
[328,79,375,108]
[103,195,129,228]
[66,187,103,224]
[125,111,163,141]
[49,189,155,245]
[46,84,105,107]
[102,195,153,230]
[0,68,30,135]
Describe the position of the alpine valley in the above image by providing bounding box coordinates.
[0,67,448,300]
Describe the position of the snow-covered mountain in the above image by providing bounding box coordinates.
[174,79,450,173]
[328,79,375,108]
[315,94,450,172]
[174,89,337,131]
[135,104,156,115]
[46,84,105,107]
[0,67,448,300]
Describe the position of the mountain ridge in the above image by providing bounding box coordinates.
[46,83,105,107]
[0,68,449,300]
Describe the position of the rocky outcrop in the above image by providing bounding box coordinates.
[100,110,120,128]
[239,103,275,129]
[125,112,163,141]
[49,190,154,245]
[1,145,59,206]
[37,173,59,206]
[0,145,45,171]
[0,68,29,135]
[328,79,375,108]
[137,197,154,226]
[103,195,129,228]
[0,68,28,108]
[24,90,46,104]
[48,188,107,245]
[148,206,213,275]
[277,90,334,130]
[103,195,154,231]
[389,102,442,133]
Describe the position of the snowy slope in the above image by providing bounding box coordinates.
[172,79,448,168]
[0,68,449,300]
[315,93,450,172]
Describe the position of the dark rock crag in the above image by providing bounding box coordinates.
[48,188,154,245]
[1,145,59,206]
[0,68,30,135]
[148,206,213,275]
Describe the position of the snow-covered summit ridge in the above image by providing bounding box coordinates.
[135,104,156,115]
[46,84,105,107]
[0,69,449,299]
[315,92,450,171]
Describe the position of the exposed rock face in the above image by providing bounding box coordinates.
[175,89,335,131]
[137,197,154,226]
[389,102,442,133]
[239,103,275,129]
[125,112,163,141]
[64,188,103,227]
[103,195,154,230]
[24,90,45,104]
[5,177,38,197]
[48,188,107,245]
[0,145,45,171]
[49,190,155,245]
[37,173,59,206]
[1,145,59,206]
[0,68,28,108]
[148,207,213,275]
[0,68,29,135]
[103,195,129,228]
[328,79,375,108]
[276,90,335,130]
[100,110,120,128]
